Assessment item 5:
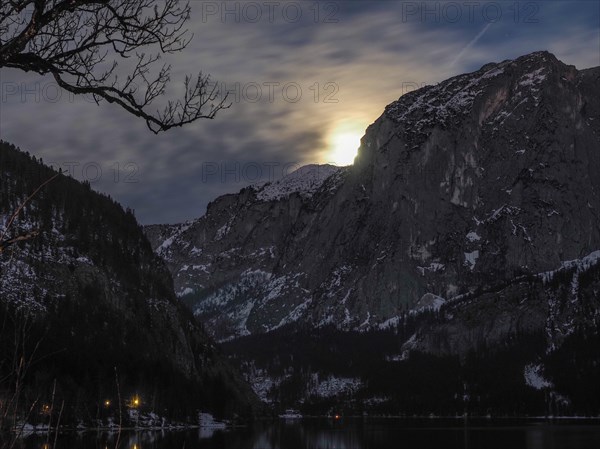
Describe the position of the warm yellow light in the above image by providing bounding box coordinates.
[327,122,364,166]
[104,400,111,407]
[130,395,140,407]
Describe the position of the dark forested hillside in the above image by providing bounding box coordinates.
[224,320,599,417]
[0,141,260,427]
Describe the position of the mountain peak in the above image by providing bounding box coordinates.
[251,164,345,202]
[382,50,578,137]
[512,50,557,63]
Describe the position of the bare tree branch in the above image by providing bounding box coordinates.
[0,171,60,253]
[0,230,40,253]
[0,0,229,133]
[0,171,60,238]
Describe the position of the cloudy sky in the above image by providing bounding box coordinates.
[1,0,599,224]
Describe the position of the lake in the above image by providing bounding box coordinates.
[13,418,600,449]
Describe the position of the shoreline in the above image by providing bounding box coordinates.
[12,415,600,434]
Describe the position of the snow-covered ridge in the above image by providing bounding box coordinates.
[385,62,508,126]
[540,250,600,283]
[253,164,343,202]
[377,249,600,335]
[385,51,554,129]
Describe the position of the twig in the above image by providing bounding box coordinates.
[53,400,64,449]
[8,397,39,449]
[114,367,122,449]
[0,230,40,253]
[46,379,57,446]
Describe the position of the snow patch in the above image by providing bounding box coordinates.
[466,231,481,242]
[177,287,194,297]
[416,262,445,276]
[253,164,342,201]
[312,375,361,398]
[155,222,192,257]
[415,293,446,312]
[199,413,227,429]
[464,250,480,271]
[524,364,552,390]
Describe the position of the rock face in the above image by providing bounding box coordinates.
[144,163,350,340]
[146,52,600,356]
[0,142,259,421]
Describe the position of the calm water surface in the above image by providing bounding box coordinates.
[15,418,600,449]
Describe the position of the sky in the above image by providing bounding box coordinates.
[1,0,599,224]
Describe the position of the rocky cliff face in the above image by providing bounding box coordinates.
[146,52,600,358]
[144,163,350,340]
[0,142,259,421]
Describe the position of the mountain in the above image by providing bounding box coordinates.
[146,51,600,341]
[145,51,600,415]
[144,163,348,340]
[0,141,260,426]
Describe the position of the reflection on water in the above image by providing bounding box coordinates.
[13,418,600,449]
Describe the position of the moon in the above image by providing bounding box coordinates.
[327,123,364,166]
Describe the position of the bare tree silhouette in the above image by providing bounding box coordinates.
[0,0,228,133]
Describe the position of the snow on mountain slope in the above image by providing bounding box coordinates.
[155,221,194,257]
[144,163,348,340]
[385,51,551,129]
[253,164,343,201]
